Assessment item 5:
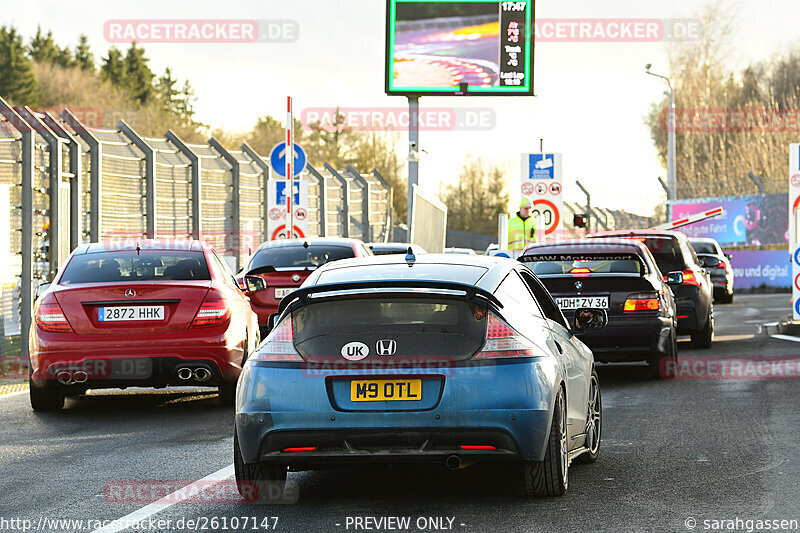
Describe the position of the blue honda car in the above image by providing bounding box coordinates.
[234,253,606,499]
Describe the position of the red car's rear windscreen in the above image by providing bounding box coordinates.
[59,251,211,284]
[249,245,355,271]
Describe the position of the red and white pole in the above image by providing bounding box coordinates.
[286,96,294,238]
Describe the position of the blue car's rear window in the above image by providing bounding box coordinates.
[317,263,488,284]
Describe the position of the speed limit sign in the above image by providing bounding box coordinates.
[531,199,561,235]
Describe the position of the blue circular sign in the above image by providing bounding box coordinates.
[795,298,800,316]
[794,247,800,267]
[270,142,307,178]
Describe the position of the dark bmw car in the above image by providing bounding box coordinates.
[520,239,679,378]
[235,254,607,500]
[589,230,714,348]
[689,237,734,303]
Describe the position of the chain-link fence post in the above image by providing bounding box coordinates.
[307,166,328,237]
[208,138,241,271]
[0,100,33,359]
[371,168,392,243]
[43,113,82,250]
[17,107,63,279]
[240,143,270,244]
[62,109,101,242]
[166,130,202,240]
[324,162,349,238]
[118,120,156,238]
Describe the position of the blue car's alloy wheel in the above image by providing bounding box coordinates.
[578,370,602,463]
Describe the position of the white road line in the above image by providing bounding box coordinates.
[91,464,235,533]
[0,390,28,400]
[772,334,800,343]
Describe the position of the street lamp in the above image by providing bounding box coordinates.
[646,64,675,222]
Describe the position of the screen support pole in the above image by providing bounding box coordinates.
[406,95,419,236]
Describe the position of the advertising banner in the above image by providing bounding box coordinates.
[672,194,788,246]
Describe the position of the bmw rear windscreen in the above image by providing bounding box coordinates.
[521,253,644,276]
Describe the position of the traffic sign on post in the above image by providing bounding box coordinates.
[521,152,563,242]
[790,144,800,320]
[269,142,307,178]
[267,179,309,240]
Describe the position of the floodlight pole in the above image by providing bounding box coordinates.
[406,95,419,235]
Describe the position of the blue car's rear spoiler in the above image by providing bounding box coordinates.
[277,280,503,315]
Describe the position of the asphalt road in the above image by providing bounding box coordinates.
[1,293,799,533]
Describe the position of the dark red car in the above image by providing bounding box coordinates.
[237,238,373,334]
[29,240,260,411]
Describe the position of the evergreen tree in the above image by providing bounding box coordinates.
[0,26,42,104]
[73,34,94,72]
[28,26,59,63]
[122,42,154,104]
[100,47,125,85]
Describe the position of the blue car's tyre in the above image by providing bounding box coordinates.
[218,381,237,406]
[521,388,568,497]
[575,370,601,464]
[234,428,287,502]
[30,384,64,411]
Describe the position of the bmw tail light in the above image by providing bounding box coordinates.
[623,297,660,312]
[473,313,538,360]
[35,293,72,332]
[191,289,231,327]
[251,317,304,362]
[717,260,727,270]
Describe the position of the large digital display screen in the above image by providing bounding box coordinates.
[385,0,534,96]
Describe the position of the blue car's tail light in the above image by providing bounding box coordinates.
[251,317,304,362]
[473,313,539,360]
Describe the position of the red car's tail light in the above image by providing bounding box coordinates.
[35,294,73,332]
[191,289,231,327]
[623,297,660,312]
[717,260,727,270]
[681,269,700,286]
[473,313,538,360]
[251,317,304,362]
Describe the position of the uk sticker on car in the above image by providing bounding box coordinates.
[556,297,609,310]
[98,306,164,321]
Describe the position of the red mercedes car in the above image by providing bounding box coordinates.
[237,238,373,335]
[29,240,260,411]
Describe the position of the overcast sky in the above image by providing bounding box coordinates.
[5,0,800,215]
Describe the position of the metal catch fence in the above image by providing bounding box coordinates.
[0,97,392,364]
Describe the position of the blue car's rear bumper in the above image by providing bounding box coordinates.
[235,359,559,465]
